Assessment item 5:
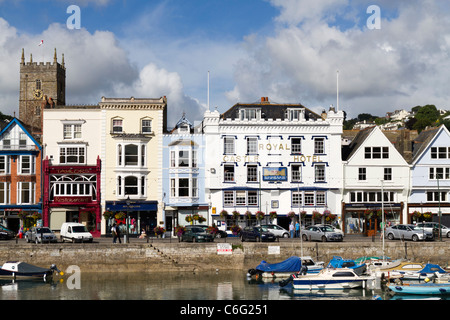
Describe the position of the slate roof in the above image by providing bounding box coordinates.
[221,98,321,121]
[411,126,441,164]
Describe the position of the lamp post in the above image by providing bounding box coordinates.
[125,196,131,243]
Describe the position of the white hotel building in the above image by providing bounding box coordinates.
[202,97,344,231]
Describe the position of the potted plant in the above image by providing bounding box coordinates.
[423,211,433,219]
[198,215,206,223]
[220,210,229,219]
[364,209,373,220]
[175,225,186,241]
[232,210,240,220]
[153,226,166,238]
[245,211,252,220]
[300,210,307,219]
[206,226,218,235]
[255,211,265,221]
[312,210,322,221]
[269,211,277,221]
[231,225,241,236]
[185,215,193,224]
[103,210,114,220]
[287,211,296,220]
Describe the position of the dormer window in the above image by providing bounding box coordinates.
[286,108,303,121]
[239,108,260,121]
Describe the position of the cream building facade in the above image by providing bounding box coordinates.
[99,97,167,237]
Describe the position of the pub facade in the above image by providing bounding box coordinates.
[42,106,102,236]
[202,97,345,232]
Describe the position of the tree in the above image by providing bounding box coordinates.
[413,105,439,132]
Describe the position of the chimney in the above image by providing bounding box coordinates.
[260,97,269,104]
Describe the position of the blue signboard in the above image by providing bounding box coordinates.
[263,167,288,181]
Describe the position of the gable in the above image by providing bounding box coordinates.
[412,125,450,166]
[0,118,41,151]
[346,126,408,165]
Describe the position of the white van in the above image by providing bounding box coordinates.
[60,222,93,243]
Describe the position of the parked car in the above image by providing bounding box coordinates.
[60,222,93,243]
[190,225,228,238]
[181,226,214,242]
[240,226,276,242]
[314,224,344,237]
[260,224,289,238]
[0,225,15,240]
[25,227,58,243]
[385,224,434,241]
[301,225,343,242]
[415,222,450,238]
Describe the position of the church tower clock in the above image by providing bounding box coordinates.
[19,48,66,132]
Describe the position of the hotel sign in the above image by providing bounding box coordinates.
[263,167,287,181]
[50,167,97,175]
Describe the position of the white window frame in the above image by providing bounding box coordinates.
[247,137,258,155]
[17,182,35,204]
[59,146,86,165]
[314,164,326,182]
[0,156,10,174]
[112,118,123,133]
[18,155,35,174]
[223,137,235,155]
[0,182,10,204]
[141,118,152,134]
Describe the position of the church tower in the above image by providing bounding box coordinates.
[19,48,66,132]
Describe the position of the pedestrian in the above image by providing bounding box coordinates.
[112,223,121,244]
[289,222,295,238]
[295,221,300,238]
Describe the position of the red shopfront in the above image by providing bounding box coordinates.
[42,157,101,237]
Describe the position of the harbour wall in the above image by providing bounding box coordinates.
[0,241,448,273]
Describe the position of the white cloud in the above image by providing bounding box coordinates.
[227,0,450,117]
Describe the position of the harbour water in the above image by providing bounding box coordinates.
[0,270,405,301]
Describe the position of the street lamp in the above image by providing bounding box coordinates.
[125,196,131,243]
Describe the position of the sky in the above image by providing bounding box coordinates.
[0,0,449,127]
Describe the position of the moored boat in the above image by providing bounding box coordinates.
[291,268,376,290]
[0,261,62,282]
[327,256,367,276]
[248,256,324,279]
[388,282,450,295]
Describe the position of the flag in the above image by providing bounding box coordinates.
[38,40,44,46]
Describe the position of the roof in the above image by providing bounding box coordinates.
[221,97,321,121]
[342,126,376,161]
[411,125,443,164]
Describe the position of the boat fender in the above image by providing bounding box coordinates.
[395,286,403,291]
[439,288,447,293]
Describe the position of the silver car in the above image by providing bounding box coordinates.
[25,227,58,244]
[260,224,290,238]
[415,222,450,238]
[385,224,434,241]
[301,225,343,242]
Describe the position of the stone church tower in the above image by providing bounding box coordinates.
[19,48,66,133]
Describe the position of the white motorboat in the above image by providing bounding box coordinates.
[291,268,376,290]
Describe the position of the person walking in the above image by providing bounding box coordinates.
[295,221,300,238]
[112,223,122,244]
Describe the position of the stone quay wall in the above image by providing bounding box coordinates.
[0,241,448,273]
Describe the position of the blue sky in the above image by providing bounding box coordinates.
[0,0,449,126]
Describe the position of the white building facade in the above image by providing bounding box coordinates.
[342,126,410,236]
[203,98,344,232]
